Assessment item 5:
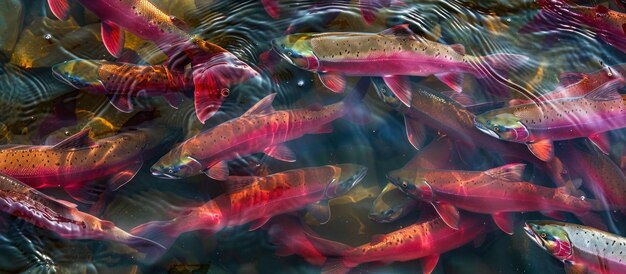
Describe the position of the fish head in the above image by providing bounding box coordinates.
[523,221,573,261]
[52,60,107,94]
[324,164,368,198]
[474,112,530,143]
[151,152,204,179]
[386,170,434,203]
[272,34,320,70]
[369,183,415,223]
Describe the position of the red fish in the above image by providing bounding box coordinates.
[131,164,367,250]
[388,164,601,234]
[322,214,488,274]
[0,172,163,253]
[47,0,259,123]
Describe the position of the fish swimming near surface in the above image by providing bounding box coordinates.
[273,24,529,107]
[474,78,626,161]
[131,164,367,250]
[388,163,601,234]
[151,78,369,181]
[47,0,259,123]
[521,0,626,53]
[261,0,405,24]
[0,127,179,203]
[524,220,626,274]
[52,59,193,113]
[0,172,164,253]
[371,78,570,187]
[321,214,488,274]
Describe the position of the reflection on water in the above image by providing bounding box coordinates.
[0,0,625,273]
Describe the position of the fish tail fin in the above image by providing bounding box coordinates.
[130,221,180,252]
[476,53,530,79]
[261,0,280,18]
[322,258,351,274]
[342,77,371,125]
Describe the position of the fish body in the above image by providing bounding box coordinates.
[475,79,626,161]
[524,221,626,273]
[48,0,259,122]
[132,164,367,249]
[274,25,528,106]
[324,215,487,274]
[152,86,367,180]
[52,59,192,112]
[0,127,178,202]
[540,65,626,101]
[522,0,626,53]
[0,172,162,252]
[388,164,596,234]
[371,79,569,186]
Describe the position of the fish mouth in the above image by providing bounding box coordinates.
[474,119,500,139]
[271,39,295,66]
[151,169,179,179]
[523,222,543,247]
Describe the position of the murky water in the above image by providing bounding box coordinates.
[0,0,625,273]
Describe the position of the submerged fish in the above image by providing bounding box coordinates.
[521,0,626,53]
[0,172,163,253]
[131,164,367,250]
[0,127,178,203]
[475,78,626,161]
[47,0,259,122]
[371,78,569,186]
[388,164,599,234]
[273,24,528,106]
[321,214,488,274]
[52,59,193,113]
[151,79,369,180]
[524,220,626,273]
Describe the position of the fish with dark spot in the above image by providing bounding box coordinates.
[524,220,626,273]
[273,24,529,107]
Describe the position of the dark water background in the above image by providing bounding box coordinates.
[0,0,625,273]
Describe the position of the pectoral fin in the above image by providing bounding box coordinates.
[527,139,554,162]
[435,72,464,93]
[48,0,72,20]
[492,212,516,235]
[319,73,347,93]
[249,217,271,231]
[264,144,296,162]
[108,161,142,191]
[205,161,229,180]
[306,200,331,224]
[382,75,412,107]
[101,20,125,58]
[432,201,460,230]
[420,254,440,274]
[404,115,426,150]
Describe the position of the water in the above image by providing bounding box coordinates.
[0,0,625,273]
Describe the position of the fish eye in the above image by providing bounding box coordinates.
[493,126,500,132]
[287,51,292,56]
[401,181,408,188]
[540,233,547,238]
[168,169,174,173]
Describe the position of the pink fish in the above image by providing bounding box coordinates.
[0,172,163,253]
[47,0,259,123]
[475,78,626,161]
[273,25,529,107]
[322,214,488,274]
[52,59,193,112]
[521,0,626,53]
[0,127,179,203]
[388,164,602,234]
[131,164,367,250]
[151,79,369,180]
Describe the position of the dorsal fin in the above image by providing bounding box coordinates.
[379,24,417,37]
[585,78,624,101]
[484,163,525,181]
[221,176,259,193]
[243,94,277,116]
[558,72,587,87]
[450,44,465,55]
[52,128,94,149]
[370,234,386,245]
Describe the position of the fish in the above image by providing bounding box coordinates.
[273,24,529,107]
[47,0,260,123]
[524,220,626,274]
[369,137,455,223]
[266,215,351,266]
[52,59,193,112]
[387,163,599,234]
[0,127,179,203]
[151,78,369,180]
[322,214,488,274]
[556,140,626,213]
[131,164,368,250]
[371,78,570,187]
[0,172,164,254]
[521,0,626,53]
[474,78,626,161]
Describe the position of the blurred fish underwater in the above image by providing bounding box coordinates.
[0,0,625,273]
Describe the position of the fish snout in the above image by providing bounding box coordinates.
[325,164,368,198]
[474,117,500,139]
[150,165,178,179]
